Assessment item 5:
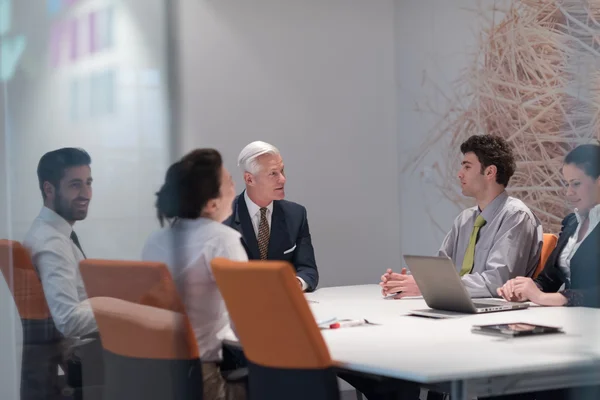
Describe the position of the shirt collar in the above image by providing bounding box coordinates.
[479,191,508,223]
[575,203,600,225]
[39,206,73,238]
[244,191,273,218]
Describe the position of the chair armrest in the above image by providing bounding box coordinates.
[66,336,104,390]
[222,367,248,383]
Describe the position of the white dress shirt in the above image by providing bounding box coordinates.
[23,207,97,338]
[244,190,273,235]
[558,204,600,284]
[142,218,248,362]
[243,191,307,291]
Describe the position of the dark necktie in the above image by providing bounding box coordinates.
[257,207,270,260]
[70,231,87,259]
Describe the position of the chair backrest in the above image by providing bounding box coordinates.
[533,233,558,278]
[89,297,202,400]
[212,258,339,400]
[0,240,52,320]
[211,258,332,369]
[79,259,185,313]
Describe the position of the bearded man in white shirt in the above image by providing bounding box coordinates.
[23,147,96,338]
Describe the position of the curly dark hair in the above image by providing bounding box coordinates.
[460,135,516,187]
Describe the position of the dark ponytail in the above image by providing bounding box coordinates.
[156,149,223,226]
[564,144,600,180]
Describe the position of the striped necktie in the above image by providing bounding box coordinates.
[257,207,270,260]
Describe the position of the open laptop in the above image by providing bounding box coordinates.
[403,255,529,317]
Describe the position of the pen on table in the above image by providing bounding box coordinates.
[307,300,319,304]
[329,319,369,329]
[383,291,402,299]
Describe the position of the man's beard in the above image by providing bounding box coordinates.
[54,192,88,221]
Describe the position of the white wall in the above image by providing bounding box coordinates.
[1,1,170,397]
[5,0,170,258]
[395,0,509,259]
[396,0,479,258]
[176,0,401,287]
[1,81,22,400]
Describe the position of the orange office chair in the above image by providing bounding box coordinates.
[80,258,248,396]
[89,297,203,400]
[212,258,340,400]
[79,259,190,400]
[0,240,64,400]
[533,233,558,279]
[0,240,55,326]
[79,259,185,313]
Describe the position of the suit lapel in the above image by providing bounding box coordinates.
[570,222,600,273]
[233,193,260,259]
[550,219,578,282]
[557,220,578,254]
[267,201,291,259]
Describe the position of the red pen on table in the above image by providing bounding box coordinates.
[329,319,369,329]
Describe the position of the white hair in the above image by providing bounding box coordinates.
[237,141,281,175]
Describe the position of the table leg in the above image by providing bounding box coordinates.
[450,380,467,400]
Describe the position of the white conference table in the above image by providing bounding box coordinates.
[302,284,600,399]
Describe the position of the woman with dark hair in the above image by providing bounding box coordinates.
[495,145,600,400]
[498,143,600,308]
[142,149,246,400]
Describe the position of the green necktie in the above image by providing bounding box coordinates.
[459,215,486,276]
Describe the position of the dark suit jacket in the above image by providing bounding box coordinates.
[223,192,319,291]
[535,213,600,307]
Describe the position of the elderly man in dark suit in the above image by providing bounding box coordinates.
[224,141,319,291]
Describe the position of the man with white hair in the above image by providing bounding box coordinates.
[224,141,319,291]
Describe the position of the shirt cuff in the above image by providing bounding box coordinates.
[559,289,582,307]
[296,277,308,292]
